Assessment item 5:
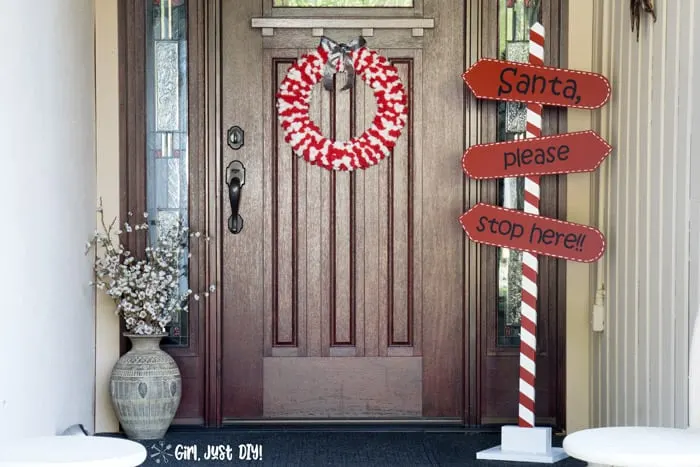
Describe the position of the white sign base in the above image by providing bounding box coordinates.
[476,426,569,463]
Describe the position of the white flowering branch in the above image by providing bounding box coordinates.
[86,200,216,335]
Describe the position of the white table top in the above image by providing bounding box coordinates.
[0,436,146,467]
[563,427,700,467]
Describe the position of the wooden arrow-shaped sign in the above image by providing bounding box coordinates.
[462,58,611,109]
[462,130,612,179]
[459,203,606,263]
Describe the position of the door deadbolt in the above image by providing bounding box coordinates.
[227,126,244,150]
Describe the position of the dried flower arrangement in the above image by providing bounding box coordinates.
[86,201,214,335]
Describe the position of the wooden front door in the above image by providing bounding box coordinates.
[220,0,465,421]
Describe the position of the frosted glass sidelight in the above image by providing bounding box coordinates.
[145,0,190,346]
[496,0,541,347]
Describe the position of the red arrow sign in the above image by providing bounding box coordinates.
[459,203,606,263]
[463,130,612,179]
[462,58,611,109]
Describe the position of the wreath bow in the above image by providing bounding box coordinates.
[321,36,367,92]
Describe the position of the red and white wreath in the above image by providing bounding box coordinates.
[276,37,408,171]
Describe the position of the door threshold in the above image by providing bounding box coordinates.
[216,418,465,432]
[165,419,510,434]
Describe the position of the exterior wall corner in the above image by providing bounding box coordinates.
[565,0,596,433]
[94,0,121,434]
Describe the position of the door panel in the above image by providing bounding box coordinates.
[221,0,464,420]
[263,52,422,363]
[260,49,424,417]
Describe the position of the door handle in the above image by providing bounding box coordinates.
[226,160,245,234]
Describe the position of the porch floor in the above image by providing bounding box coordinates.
[102,426,586,466]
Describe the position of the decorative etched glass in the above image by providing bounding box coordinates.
[496,0,540,347]
[145,0,190,346]
[274,0,412,7]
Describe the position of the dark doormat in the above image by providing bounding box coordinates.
[101,430,586,466]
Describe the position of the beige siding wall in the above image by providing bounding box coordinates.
[95,0,121,433]
[565,0,594,433]
[590,0,697,428]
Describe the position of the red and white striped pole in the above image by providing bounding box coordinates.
[518,21,545,429]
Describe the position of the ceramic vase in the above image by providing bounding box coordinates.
[109,333,181,440]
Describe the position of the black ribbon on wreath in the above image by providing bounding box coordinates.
[320,36,367,92]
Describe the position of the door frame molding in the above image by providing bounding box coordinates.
[118,0,223,427]
[118,0,567,429]
[201,0,223,427]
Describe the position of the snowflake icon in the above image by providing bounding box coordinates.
[149,441,174,464]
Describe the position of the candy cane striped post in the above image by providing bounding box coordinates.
[477,19,567,463]
[518,21,545,429]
